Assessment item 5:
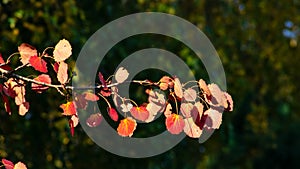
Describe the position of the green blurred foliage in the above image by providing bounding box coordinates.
[1,0,300,168]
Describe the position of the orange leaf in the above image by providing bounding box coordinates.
[2,158,14,169]
[57,62,68,84]
[174,77,183,99]
[159,76,173,90]
[19,102,29,116]
[84,92,99,101]
[53,39,72,62]
[29,55,48,73]
[86,113,102,127]
[107,107,118,121]
[130,106,149,121]
[198,79,211,96]
[60,101,76,116]
[32,74,51,93]
[14,162,27,169]
[117,117,137,137]
[165,114,185,134]
[18,43,37,65]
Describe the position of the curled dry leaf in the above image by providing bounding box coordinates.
[117,117,137,137]
[183,88,197,102]
[32,74,51,93]
[60,101,76,116]
[18,43,37,65]
[184,117,202,138]
[29,55,48,73]
[130,106,150,122]
[174,77,183,99]
[53,39,72,62]
[86,113,102,127]
[198,79,211,96]
[224,92,234,111]
[107,107,118,121]
[165,114,185,134]
[57,61,68,84]
[114,67,129,83]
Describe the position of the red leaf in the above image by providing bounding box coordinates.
[165,114,185,134]
[86,113,102,127]
[117,117,137,137]
[174,77,183,99]
[18,43,37,65]
[32,74,51,93]
[57,62,68,84]
[107,107,118,121]
[100,87,111,97]
[53,39,72,62]
[0,53,5,63]
[183,117,202,138]
[98,72,107,87]
[60,101,76,116]
[0,54,11,71]
[29,55,48,73]
[14,162,27,169]
[53,62,59,73]
[69,119,75,136]
[2,158,14,169]
[130,106,150,121]
[19,102,29,116]
[84,92,99,101]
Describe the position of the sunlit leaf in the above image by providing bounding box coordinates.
[207,83,227,108]
[18,102,29,116]
[53,39,72,62]
[159,76,173,90]
[180,103,194,118]
[13,162,27,169]
[114,67,129,83]
[31,74,51,93]
[107,107,118,121]
[117,117,137,137]
[198,79,211,96]
[183,88,197,102]
[60,101,76,116]
[29,55,48,73]
[86,113,102,127]
[164,103,172,117]
[71,115,79,127]
[18,43,37,65]
[203,108,223,129]
[84,92,99,101]
[224,92,234,111]
[174,77,183,99]
[165,114,185,134]
[130,106,149,121]
[57,61,68,84]
[184,117,202,138]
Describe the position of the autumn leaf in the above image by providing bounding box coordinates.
[117,117,137,137]
[14,162,27,169]
[18,43,37,65]
[180,103,194,118]
[224,92,234,111]
[1,94,11,115]
[203,108,223,129]
[53,39,72,62]
[0,54,12,71]
[86,113,102,127]
[198,79,211,96]
[71,115,79,127]
[98,72,107,87]
[165,114,185,134]
[130,106,150,121]
[120,103,133,113]
[31,74,51,93]
[107,107,118,121]
[57,61,68,84]
[84,92,99,101]
[114,67,129,83]
[174,77,183,99]
[164,103,172,117]
[69,115,79,136]
[53,62,59,73]
[207,83,227,108]
[74,94,88,109]
[60,101,76,116]
[29,55,48,73]
[2,158,14,169]
[159,76,173,90]
[19,102,29,116]
[183,117,202,138]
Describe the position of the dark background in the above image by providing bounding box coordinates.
[1,0,299,169]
